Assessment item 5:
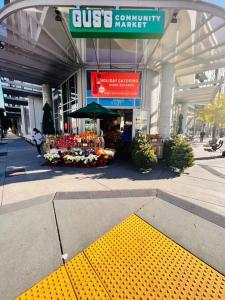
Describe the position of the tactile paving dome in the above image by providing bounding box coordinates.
[85,215,225,300]
[16,214,225,300]
[65,252,110,299]
[16,266,75,300]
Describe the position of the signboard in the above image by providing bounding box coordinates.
[91,72,140,98]
[87,98,141,108]
[69,9,165,39]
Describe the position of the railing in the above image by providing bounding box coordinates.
[1,79,42,93]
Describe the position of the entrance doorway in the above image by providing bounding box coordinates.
[100,109,133,153]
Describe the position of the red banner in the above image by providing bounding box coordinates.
[91,72,140,98]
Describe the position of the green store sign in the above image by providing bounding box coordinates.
[69,9,165,39]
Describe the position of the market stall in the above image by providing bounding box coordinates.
[44,133,115,167]
[44,103,118,168]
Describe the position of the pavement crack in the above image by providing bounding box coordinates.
[52,200,65,263]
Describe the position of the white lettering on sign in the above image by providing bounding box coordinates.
[104,11,113,28]
[72,9,112,29]
[93,10,101,28]
[82,10,92,27]
[72,10,162,30]
[73,10,82,27]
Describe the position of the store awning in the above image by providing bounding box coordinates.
[1,1,225,86]
[175,81,221,104]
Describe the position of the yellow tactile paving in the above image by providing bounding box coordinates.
[15,266,76,300]
[16,214,225,300]
[85,214,225,300]
[65,252,110,299]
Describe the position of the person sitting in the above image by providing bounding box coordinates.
[211,138,224,151]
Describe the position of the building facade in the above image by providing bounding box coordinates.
[1,1,225,139]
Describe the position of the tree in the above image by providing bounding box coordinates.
[170,137,194,173]
[42,103,55,135]
[196,93,225,137]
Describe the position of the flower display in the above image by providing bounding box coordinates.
[44,133,115,168]
[83,154,98,164]
[44,153,60,164]
[46,133,104,150]
[44,147,115,168]
[64,155,77,164]
[53,134,78,149]
[70,148,83,156]
[104,148,116,158]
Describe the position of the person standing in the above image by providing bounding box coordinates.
[33,128,44,157]
[200,131,205,142]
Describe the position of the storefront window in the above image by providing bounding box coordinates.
[61,73,78,134]
[52,87,62,134]
[135,110,148,136]
[86,39,144,65]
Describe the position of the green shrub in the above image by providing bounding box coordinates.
[163,139,175,164]
[130,134,146,152]
[132,143,158,171]
[170,138,194,173]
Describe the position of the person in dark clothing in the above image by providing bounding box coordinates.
[200,131,205,142]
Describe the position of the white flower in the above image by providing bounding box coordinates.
[104,148,116,157]
[49,148,59,154]
[44,153,60,162]
[64,155,76,163]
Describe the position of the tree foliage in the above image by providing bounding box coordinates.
[42,103,55,135]
[170,137,194,173]
[196,93,225,128]
[131,134,158,171]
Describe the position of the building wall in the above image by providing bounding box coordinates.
[28,96,43,135]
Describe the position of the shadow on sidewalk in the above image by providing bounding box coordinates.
[4,158,179,186]
[3,134,179,186]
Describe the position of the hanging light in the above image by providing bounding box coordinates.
[55,9,62,21]
[171,13,178,24]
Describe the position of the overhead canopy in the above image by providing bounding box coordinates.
[1,0,225,88]
[175,80,221,104]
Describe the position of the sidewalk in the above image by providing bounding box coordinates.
[1,134,225,299]
[1,134,225,216]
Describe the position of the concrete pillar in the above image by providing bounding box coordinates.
[159,63,175,139]
[77,69,86,133]
[142,69,160,135]
[28,96,43,133]
[150,72,160,135]
[42,84,53,107]
[181,103,188,134]
[20,107,26,136]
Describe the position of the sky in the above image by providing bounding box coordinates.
[205,0,225,8]
[0,0,3,9]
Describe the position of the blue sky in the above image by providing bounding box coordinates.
[206,0,225,8]
[0,0,4,9]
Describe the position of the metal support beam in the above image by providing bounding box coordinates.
[27,10,74,61]
[158,14,214,63]
[162,19,225,65]
[1,1,225,23]
[34,6,49,42]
